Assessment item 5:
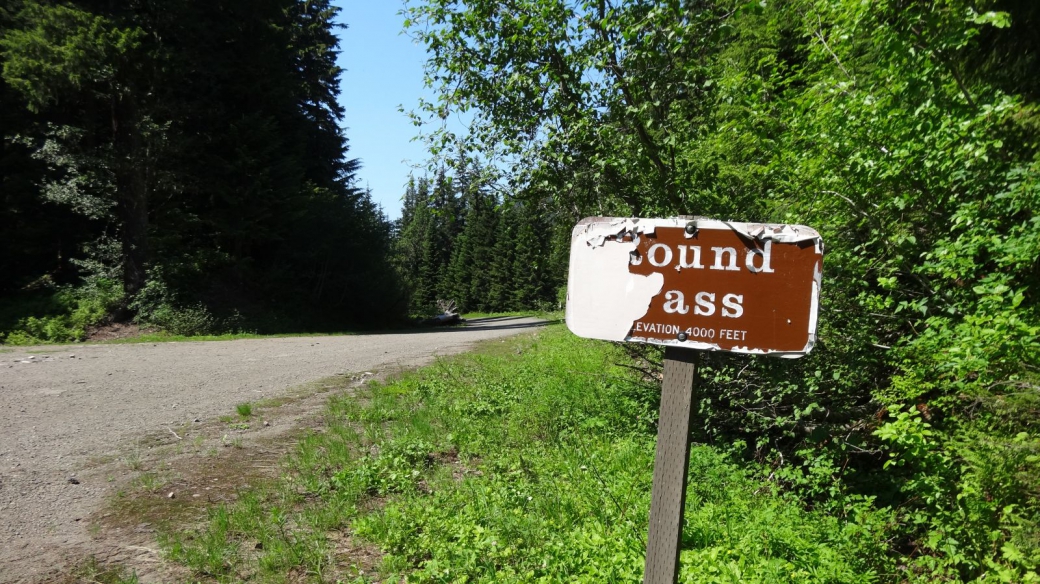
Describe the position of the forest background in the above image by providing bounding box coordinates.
[3,0,1040,580]
[394,1,1040,578]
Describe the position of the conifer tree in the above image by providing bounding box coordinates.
[486,204,519,312]
[464,190,499,312]
[445,162,498,311]
[0,0,401,335]
[428,168,462,305]
[398,178,435,312]
[1,0,153,300]
[509,201,548,310]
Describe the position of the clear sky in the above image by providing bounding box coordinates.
[333,1,429,220]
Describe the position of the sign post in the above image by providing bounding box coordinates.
[565,217,823,584]
[644,346,697,584]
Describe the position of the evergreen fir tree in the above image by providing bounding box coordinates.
[486,204,519,312]
[445,162,498,311]
[509,201,546,310]
[0,0,402,334]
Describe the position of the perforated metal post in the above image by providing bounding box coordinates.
[643,346,697,584]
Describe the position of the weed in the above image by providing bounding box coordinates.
[124,451,143,471]
[65,556,139,584]
[236,402,253,418]
[134,472,166,493]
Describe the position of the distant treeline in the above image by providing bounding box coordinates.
[394,158,570,316]
[0,0,399,341]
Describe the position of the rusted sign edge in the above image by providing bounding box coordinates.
[566,217,824,358]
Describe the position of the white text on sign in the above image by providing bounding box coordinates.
[632,322,748,342]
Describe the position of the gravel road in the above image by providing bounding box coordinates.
[0,316,544,582]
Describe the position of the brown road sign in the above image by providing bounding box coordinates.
[566,217,823,357]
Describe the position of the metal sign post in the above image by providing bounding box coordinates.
[564,216,824,584]
[643,347,697,584]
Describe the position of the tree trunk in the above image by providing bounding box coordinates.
[113,96,148,305]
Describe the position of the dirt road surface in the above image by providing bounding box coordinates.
[0,316,545,582]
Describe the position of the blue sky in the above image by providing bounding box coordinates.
[333,1,429,220]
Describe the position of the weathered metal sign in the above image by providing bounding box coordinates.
[566,217,823,357]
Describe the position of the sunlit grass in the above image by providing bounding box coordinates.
[106,330,357,344]
[159,325,894,582]
[461,309,562,320]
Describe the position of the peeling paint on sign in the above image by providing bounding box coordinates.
[566,217,824,358]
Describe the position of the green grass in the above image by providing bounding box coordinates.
[124,451,143,471]
[159,325,895,582]
[0,330,361,347]
[106,330,358,344]
[63,556,139,584]
[235,402,253,418]
[460,310,539,319]
[461,309,562,320]
[3,311,554,347]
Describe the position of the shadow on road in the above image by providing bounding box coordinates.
[364,316,558,336]
[459,316,560,331]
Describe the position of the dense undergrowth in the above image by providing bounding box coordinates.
[0,280,247,345]
[162,326,912,583]
[0,275,373,345]
[0,277,123,345]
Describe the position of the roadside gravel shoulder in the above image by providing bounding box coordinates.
[0,317,545,583]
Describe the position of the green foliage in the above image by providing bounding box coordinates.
[1,277,122,344]
[145,305,218,337]
[68,556,140,584]
[0,2,143,111]
[331,438,435,497]
[395,158,565,315]
[406,0,1040,579]
[161,326,894,581]
[1,0,402,337]
[128,273,234,337]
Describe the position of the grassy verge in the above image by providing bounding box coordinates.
[3,311,554,347]
[159,325,894,582]
[58,557,140,584]
[104,331,358,344]
[0,329,361,347]
[460,310,544,319]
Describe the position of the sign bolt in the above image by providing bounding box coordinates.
[677,332,688,342]
[684,221,698,235]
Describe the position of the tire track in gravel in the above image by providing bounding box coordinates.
[0,316,545,583]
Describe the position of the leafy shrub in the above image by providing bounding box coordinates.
[130,271,243,337]
[1,277,123,344]
[145,303,216,336]
[331,439,435,497]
